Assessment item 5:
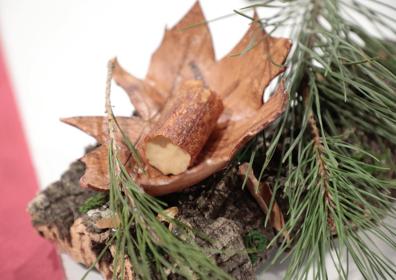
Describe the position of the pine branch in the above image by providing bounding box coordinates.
[307,106,336,231]
[238,0,396,279]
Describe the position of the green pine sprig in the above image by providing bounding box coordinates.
[101,60,232,280]
[238,0,396,279]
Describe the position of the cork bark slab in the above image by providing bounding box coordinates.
[29,159,275,279]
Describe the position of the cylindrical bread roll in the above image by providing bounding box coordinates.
[144,80,223,175]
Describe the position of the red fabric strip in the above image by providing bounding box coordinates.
[0,43,64,279]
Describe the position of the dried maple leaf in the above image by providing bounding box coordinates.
[63,2,291,196]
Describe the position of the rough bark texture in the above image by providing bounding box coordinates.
[164,167,275,278]
[28,160,135,279]
[29,159,274,280]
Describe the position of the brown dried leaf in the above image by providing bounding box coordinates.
[62,116,150,190]
[208,15,290,121]
[113,2,215,120]
[64,2,292,196]
[146,2,215,98]
[113,62,164,120]
[238,163,290,241]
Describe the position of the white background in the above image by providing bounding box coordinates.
[0,0,394,279]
